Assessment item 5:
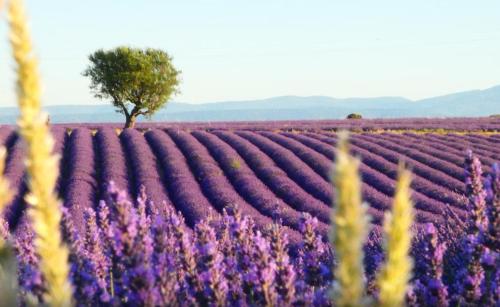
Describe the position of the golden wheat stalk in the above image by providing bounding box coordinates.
[7,0,73,305]
[330,132,370,306]
[377,164,414,307]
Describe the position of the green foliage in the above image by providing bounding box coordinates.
[83,46,180,128]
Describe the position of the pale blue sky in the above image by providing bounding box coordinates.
[1,0,499,106]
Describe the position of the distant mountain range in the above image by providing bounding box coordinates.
[1,85,499,124]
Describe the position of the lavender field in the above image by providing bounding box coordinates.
[0,122,497,235]
[1,120,499,305]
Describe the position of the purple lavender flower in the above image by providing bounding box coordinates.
[126,191,160,306]
[61,207,101,305]
[464,150,488,233]
[268,222,296,305]
[218,208,245,305]
[105,181,161,305]
[169,208,200,306]
[150,203,178,304]
[14,220,45,303]
[82,207,111,303]
[454,234,485,303]
[244,230,277,306]
[480,247,499,305]
[413,223,448,306]
[99,181,139,303]
[485,163,499,250]
[194,219,228,306]
[298,213,331,287]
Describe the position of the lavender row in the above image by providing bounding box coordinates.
[191,130,331,238]
[63,128,97,233]
[144,129,220,227]
[51,127,69,192]
[94,128,129,193]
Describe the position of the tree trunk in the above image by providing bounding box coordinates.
[124,114,137,128]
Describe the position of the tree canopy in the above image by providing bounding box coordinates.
[83,47,180,128]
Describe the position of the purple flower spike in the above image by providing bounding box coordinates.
[150,203,178,304]
[298,213,330,287]
[82,207,111,303]
[194,220,228,306]
[414,223,448,306]
[480,248,499,305]
[14,220,45,303]
[485,163,500,250]
[453,234,485,303]
[244,230,278,306]
[268,223,296,305]
[464,151,488,233]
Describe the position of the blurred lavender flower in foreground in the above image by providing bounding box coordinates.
[464,150,488,234]
[413,223,448,306]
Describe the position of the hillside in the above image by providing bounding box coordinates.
[1,86,500,124]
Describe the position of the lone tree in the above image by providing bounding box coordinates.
[83,47,180,128]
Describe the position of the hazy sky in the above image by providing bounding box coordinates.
[1,0,499,106]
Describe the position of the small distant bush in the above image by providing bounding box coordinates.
[347,113,363,119]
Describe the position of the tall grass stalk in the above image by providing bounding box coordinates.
[377,164,414,307]
[331,132,370,306]
[8,0,72,305]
